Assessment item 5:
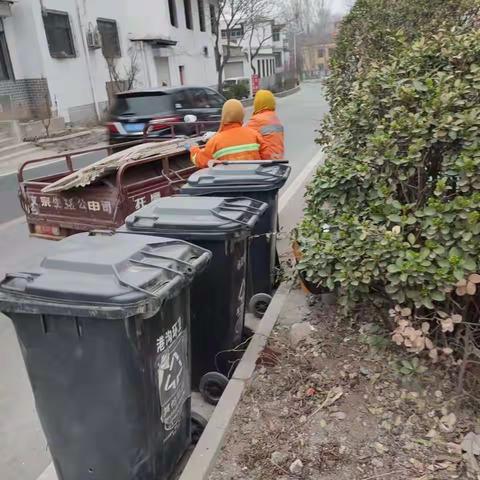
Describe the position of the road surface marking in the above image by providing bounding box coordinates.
[278,149,324,214]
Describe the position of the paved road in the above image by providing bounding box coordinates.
[0,82,328,480]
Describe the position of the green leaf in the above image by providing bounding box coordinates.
[388,214,402,223]
[463,257,477,271]
[454,269,465,281]
[407,233,416,245]
[431,290,446,302]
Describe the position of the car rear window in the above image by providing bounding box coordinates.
[111,93,173,116]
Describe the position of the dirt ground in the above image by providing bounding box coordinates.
[209,288,480,480]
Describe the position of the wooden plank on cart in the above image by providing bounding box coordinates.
[42,137,201,194]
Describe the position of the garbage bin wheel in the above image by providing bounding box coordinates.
[199,372,229,405]
[249,293,272,319]
[191,411,208,445]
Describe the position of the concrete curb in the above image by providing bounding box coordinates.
[179,283,290,480]
[241,85,301,107]
[275,85,301,98]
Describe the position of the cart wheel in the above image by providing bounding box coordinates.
[191,411,208,445]
[199,372,229,405]
[249,293,272,319]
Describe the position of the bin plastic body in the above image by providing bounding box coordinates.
[0,232,210,480]
[120,196,267,387]
[181,163,291,297]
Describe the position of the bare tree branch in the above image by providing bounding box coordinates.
[212,0,273,92]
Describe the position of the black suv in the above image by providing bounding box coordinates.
[106,86,226,145]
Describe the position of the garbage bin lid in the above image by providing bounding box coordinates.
[0,232,211,319]
[123,196,268,240]
[182,162,291,194]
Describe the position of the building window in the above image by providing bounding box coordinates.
[97,19,121,58]
[274,52,282,68]
[43,10,76,58]
[318,48,325,58]
[0,20,13,80]
[184,0,193,30]
[209,4,217,34]
[272,28,280,42]
[168,0,178,27]
[198,0,206,32]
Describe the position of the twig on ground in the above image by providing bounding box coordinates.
[361,470,407,480]
[269,459,290,475]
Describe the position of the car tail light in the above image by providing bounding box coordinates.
[105,122,120,134]
[147,116,182,133]
[34,224,61,237]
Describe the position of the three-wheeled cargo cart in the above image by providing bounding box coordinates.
[17,118,224,240]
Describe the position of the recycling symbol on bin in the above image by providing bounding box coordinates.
[159,350,184,396]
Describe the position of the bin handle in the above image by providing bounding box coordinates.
[130,259,187,278]
[209,198,266,226]
[208,160,289,166]
[88,230,115,236]
[112,261,185,299]
[210,208,251,226]
[206,160,290,180]
[0,272,41,292]
[221,198,266,215]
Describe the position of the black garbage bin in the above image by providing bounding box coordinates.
[181,162,291,316]
[0,231,211,480]
[119,196,267,404]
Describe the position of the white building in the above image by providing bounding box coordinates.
[0,0,218,125]
[221,18,291,88]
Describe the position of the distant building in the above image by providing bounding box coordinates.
[220,18,291,89]
[0,0,218,125]
[302,42,336,77]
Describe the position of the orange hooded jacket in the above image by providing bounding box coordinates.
[190,99,270,168]
[247,90,285,159]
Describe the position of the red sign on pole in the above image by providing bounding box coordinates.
[251,74,260,95]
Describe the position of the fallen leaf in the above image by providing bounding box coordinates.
[425,338,434,350]
[441,318,454,333]
[392,226,401,235]
[309,386,344,418]
[456,279,468,288]
[469,273,480,284]
[456,285,467,297]
[452,314,463,324]
[440,413,457,432]
[401,307,412,317]
[467,282,477,296]
[392,332,404,345]
[422,322,430,333]
[462,432,480,456]
[306,387,316,397]
[331,411,347,420]
[373,442,389,455]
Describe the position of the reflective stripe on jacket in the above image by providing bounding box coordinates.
[190,123,270,168]
[247,110,285,159]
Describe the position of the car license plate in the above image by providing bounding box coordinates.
[124,123,145,133]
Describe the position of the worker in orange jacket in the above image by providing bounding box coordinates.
[188,99,270,168]
[247,90,285,159]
